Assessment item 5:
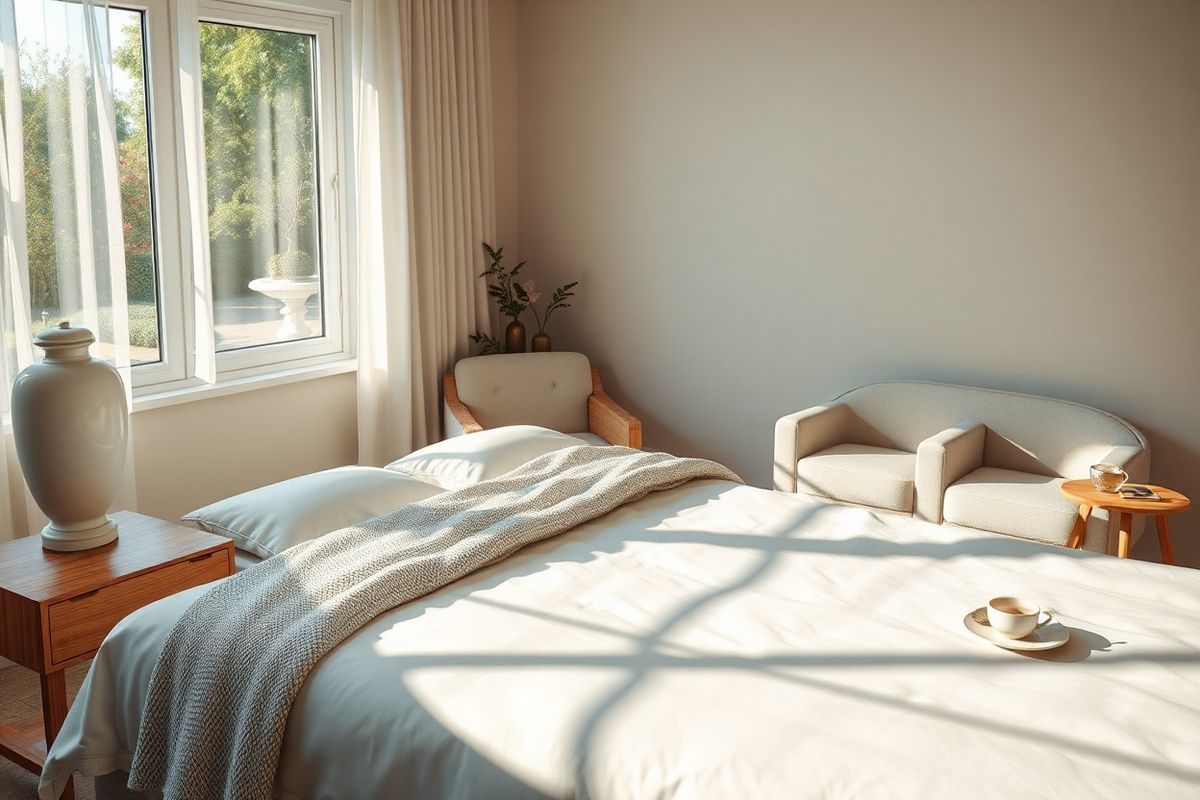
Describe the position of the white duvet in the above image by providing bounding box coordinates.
[40,482,1200,799]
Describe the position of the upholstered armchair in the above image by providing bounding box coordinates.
[774,381,1150,554]
[443,352,643,447]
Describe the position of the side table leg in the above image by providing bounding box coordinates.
[1066,504,1091,550]
[40,671,73,800]
[1117,512,1133,559]
[1154,515,1176,566]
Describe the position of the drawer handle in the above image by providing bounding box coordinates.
[70,589,101,602]
[189,552,214,564]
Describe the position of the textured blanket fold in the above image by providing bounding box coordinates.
[126,445,740,800]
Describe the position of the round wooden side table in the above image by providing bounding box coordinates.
[1060,480,1190,564]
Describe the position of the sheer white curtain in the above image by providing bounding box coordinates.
[354,0,496,466]
[0,0,136,542]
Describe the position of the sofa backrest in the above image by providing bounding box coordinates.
[453,352,592,433]
[835,381,1147,479]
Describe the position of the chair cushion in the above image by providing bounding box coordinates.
[795,444,916,513]
[454,352,592,433]
[943,467,1106,548]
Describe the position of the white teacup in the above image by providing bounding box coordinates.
[986,596,1052,639]
[1090,463,1129,493]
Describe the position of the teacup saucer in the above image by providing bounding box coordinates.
[963,607,1070,651]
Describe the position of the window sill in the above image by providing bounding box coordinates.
[132,357,357,413]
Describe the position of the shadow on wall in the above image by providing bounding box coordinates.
[1128,420,1200,563]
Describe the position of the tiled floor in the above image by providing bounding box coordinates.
[0,663,93,800]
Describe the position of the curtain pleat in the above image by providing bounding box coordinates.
[354,0,496,465]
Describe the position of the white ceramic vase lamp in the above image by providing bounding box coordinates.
[10,322,129,551]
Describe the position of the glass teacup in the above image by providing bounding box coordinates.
[1090,463,1129,493]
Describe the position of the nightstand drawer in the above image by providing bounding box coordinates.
[47,549,229,665]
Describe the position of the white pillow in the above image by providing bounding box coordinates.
[183,466,444,559]
[386,425,587,491]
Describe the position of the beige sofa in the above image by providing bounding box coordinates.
[774,381,1150,553]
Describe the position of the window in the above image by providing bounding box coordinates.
[200,22,325,353]
[10,2,161,365]
[8,0,352,394]
[112,8,162,366]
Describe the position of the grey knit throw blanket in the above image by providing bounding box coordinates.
[126,445,740,800]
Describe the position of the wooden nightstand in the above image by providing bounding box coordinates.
[0,511,233,798]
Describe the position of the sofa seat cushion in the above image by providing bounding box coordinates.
[795,444,917,513]
[943,467,1088,547]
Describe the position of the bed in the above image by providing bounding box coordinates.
[38,430,1200,799]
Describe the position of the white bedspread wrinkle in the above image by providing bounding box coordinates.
[124,446,739,800]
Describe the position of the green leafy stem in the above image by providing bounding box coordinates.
[515,280,577,335]
[472,241,579,354]
[468,331,503,355]
[480,242,527,320]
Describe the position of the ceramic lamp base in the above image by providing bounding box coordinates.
[41,518,119,552]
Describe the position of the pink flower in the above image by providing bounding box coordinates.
[520,281,542,305]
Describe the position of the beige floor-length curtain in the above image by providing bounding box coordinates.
[354,0,496,466]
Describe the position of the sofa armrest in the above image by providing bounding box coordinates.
[588,392,643,448]
[914,420,986,523]
[443,373,483,436]
[1095,443,1151,485]
[773,403,854,492]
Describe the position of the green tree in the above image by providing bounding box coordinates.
[12,49,68,310]
[113,24,152,256]
[13,14,316,328]
[198,24,316,269]
[113,20,155,304]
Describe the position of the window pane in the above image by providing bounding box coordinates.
[11,2,162,365]
[199,22,323,352]
[112,8,159,364]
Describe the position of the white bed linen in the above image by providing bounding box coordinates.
[41,483,1200,799]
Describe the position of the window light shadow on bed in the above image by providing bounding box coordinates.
[365,497,1200,789]
[631,529,1111,560]
[750,661,1200,784]
[368,629,1200,786]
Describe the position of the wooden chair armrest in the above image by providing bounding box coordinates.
[443,373,483,434]
[588,366,642,448]
[588,393,642,448]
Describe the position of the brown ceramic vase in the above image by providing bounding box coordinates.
[504,319,526,353]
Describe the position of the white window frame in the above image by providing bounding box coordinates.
[122,0,354,396]
[117,0,188,388]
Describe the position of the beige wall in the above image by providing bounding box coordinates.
[491,0,520,259]
[132,373,358,523]
[515,0,1200,565]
